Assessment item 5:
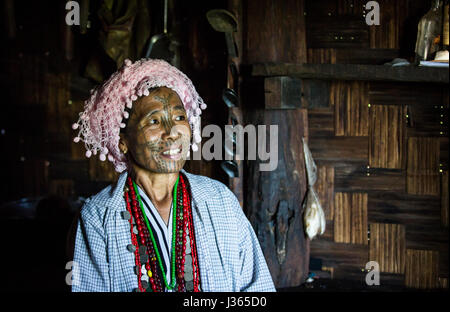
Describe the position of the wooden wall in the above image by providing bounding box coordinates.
[308,81,448,290]
[241,0,448,289]
[239,0,449,289]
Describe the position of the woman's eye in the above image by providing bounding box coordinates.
[149,119,159,125]
[175,115,186,121]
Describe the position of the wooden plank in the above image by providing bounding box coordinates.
[368,0,402,49]
[333,81,369,136]
[264,77,302,109]
[334,192,368,245]
[369,105,406,169]
[368,81,445,137]
[252,64,449,84]
[406,137,440,195]
[309,137,368,162]
[245,108,309,288]
[335,163,405,193]
[405,249,439,289]
[368,192,441,227]
[244,0,306,64]
[316,165,334,221]
[307,48,399,65]
[307,48,336,64]
[305,8,369,49]
[310,239,369,268]
[308,108,334,137]
[300,79,330,109]
[369,223,405,273]
[405,226,448,277]
[442,171,449,227]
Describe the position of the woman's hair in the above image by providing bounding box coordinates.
[72,58,207,173]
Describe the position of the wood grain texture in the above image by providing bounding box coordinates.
[308,108,335,137]
[309,137,368,162]
[305,0,368,49]
[252,64,449,83]
[245,108,309,288]
[369,105,406,169]
[335,163,405,193]
[442,171,449,227]
[369,223,405,273]
[316,165,335,221]
[334,192,368,245]
[368,192,441,228]
[405,249,439,289]
[307,48,337,64]
[300,79,331,109]
[229,107,244,208]
[332,81,369,136]
[310,239,369,268]
[307,48,399,65]
[244,0,306,64]
[368,0,403,49]
[406,137,440,195]
[368,82,445,137]
[264,77,303,109]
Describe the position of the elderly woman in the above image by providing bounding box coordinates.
[71,59,275,292]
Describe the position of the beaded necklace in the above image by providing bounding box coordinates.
[123,173,201,292]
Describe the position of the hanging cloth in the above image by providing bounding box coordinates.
[302,137,326,240]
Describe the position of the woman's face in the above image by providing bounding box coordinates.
[121,87,191,173]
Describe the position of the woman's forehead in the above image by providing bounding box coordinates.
[135,87,185,114]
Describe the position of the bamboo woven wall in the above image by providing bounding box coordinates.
[302,0,448,290]
[308,80,448,289]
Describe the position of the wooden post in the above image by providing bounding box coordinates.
[245,108,309,288]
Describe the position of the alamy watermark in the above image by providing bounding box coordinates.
[364,1,380,26]
[65,260,80,286]
[65,1,80,26]
[192,124,279,172]
[365,261,380,286]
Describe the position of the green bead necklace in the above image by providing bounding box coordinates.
[132,176,179,291]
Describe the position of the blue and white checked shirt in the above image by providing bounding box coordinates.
[72,170,276,292]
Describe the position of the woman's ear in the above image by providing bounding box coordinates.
[119,134,128,155]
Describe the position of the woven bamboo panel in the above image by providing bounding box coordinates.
[334,192,368,245]
[307,48,336,64]
[369,223,405,274]
[369,105,406,169]
[368,0,399,49]
[442,171,449,227]
[406,137,440,195]
[405,249,439,289]
[316,165,335,221]
[332,81,369,136]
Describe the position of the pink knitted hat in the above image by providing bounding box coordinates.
[72,58,207,173]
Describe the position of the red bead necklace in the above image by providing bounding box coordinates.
[123,173,201,292]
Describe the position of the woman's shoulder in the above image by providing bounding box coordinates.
[183,170,235,199]
[79,173,127,225]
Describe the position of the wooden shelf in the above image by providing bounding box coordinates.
[252,63,449,84]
